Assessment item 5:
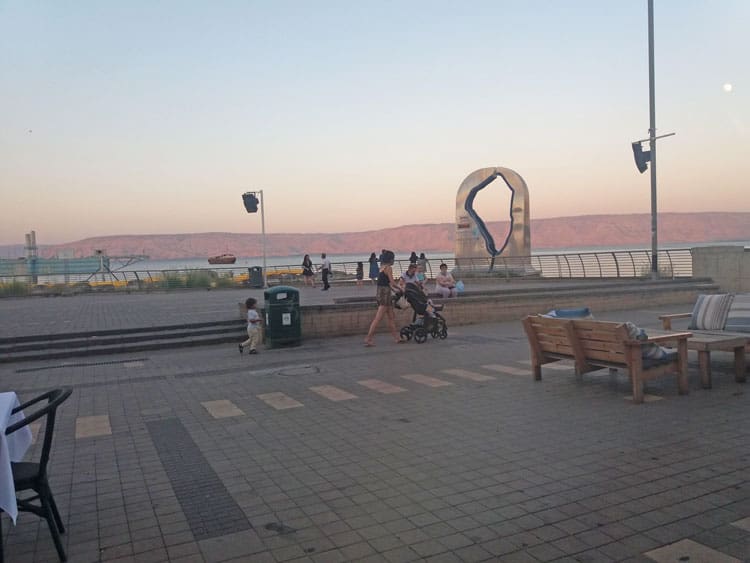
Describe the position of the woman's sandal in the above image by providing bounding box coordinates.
[364,340,375,347]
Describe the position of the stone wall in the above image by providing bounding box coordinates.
[691,245,750,292]
[297,283,708,338]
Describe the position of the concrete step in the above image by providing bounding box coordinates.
[0,320,245,363]
[333,278,720,304]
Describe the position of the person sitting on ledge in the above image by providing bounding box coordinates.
[435,263,457,298]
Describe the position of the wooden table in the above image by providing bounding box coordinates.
[687,332,747,389]
[653,330,747,389]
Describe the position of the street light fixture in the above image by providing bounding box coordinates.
[631,0,675,278]
[242,190,268,288]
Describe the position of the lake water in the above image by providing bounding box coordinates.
[113,240,749,273]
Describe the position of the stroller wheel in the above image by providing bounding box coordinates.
[431,318,446,338]
[439,327,448,339]
[400,327,413,341]
[414,328,428,344]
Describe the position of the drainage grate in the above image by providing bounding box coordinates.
[450,335,519,344]
[15,358,150,373]
[275,365,320,377]
[146,418,251,540]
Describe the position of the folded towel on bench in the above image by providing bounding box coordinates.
[624,322,676,364]
[542,307,592,319]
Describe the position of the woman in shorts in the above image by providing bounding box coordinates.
[364,250,405,346]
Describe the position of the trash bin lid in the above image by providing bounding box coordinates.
[264,285,299,301]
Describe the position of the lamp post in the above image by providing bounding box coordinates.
[647,0,658,277]
[631,0,674,278]
[259,190,267,289]
[242,190,268,288]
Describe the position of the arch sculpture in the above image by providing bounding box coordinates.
[454,166,532,274]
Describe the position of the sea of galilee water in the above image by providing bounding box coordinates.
[112,240,750,274]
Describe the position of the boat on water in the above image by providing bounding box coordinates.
[207,253,237,265]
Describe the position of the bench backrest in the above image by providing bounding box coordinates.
[523,315,630,365]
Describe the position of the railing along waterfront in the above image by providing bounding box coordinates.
[0,248,693,297]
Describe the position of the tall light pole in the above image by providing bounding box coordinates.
[647,0,658,277]
[242,190,268,288]
[631,0,674,278]
[259,190,267,288]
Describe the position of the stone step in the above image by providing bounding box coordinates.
[0,322,245,363]
[334,278,720,304]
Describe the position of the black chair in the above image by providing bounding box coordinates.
[1,388,72,563]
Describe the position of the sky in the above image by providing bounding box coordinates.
[0,0,747,245]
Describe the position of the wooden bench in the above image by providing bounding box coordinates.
[522,315,691,403]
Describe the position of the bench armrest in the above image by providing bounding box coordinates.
[658,313,691,330]
[624,332,692,347]
[646,332,692,345]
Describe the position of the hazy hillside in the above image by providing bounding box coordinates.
[3,212,749,260]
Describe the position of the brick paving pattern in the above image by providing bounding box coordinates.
[0,296,748,562]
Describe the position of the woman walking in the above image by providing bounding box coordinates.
[301,254,315,287]
[364,250,405,347]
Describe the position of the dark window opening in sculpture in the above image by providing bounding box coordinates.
[464,172,516,257]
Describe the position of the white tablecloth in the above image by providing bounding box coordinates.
[0,392,32,523]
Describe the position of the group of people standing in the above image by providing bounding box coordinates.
[301,253,331,290]
[301,250,457,298]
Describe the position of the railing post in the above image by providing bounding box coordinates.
[562,255,572,278]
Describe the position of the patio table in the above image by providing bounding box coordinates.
[0,391,32,523]
[651,330,747,389]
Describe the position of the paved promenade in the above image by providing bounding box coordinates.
[0,281,413,338]
[1,295,749,562]
[0,279,632,339]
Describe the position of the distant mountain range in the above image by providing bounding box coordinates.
[2,212,749,260]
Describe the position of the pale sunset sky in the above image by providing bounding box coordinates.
[0,1,747,245]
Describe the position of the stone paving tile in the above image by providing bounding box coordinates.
[357,378,408,394]
[200,399,245,418]
[643,538,742,562]
[481,363,532,376]
[75,414,112,438]
[440,368,495,382]
[400,373,453,387]
[308,385,358,402]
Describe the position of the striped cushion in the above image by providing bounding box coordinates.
[725,293,750,333]
[688,294,734,330]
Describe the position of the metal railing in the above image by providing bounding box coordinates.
[0,248,693,297]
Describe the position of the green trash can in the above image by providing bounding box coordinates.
[264,285,301,347]
[248,266,264,288]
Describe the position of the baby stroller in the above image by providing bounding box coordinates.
[396,283,448,343]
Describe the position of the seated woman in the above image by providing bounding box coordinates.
[435,263,457,298]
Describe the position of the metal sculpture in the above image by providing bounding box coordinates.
[454,167,531,272]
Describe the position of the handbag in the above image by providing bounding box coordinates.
[394,295,409,309]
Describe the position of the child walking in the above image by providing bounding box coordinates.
[355,262,364,287]
[239,297,261,355]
